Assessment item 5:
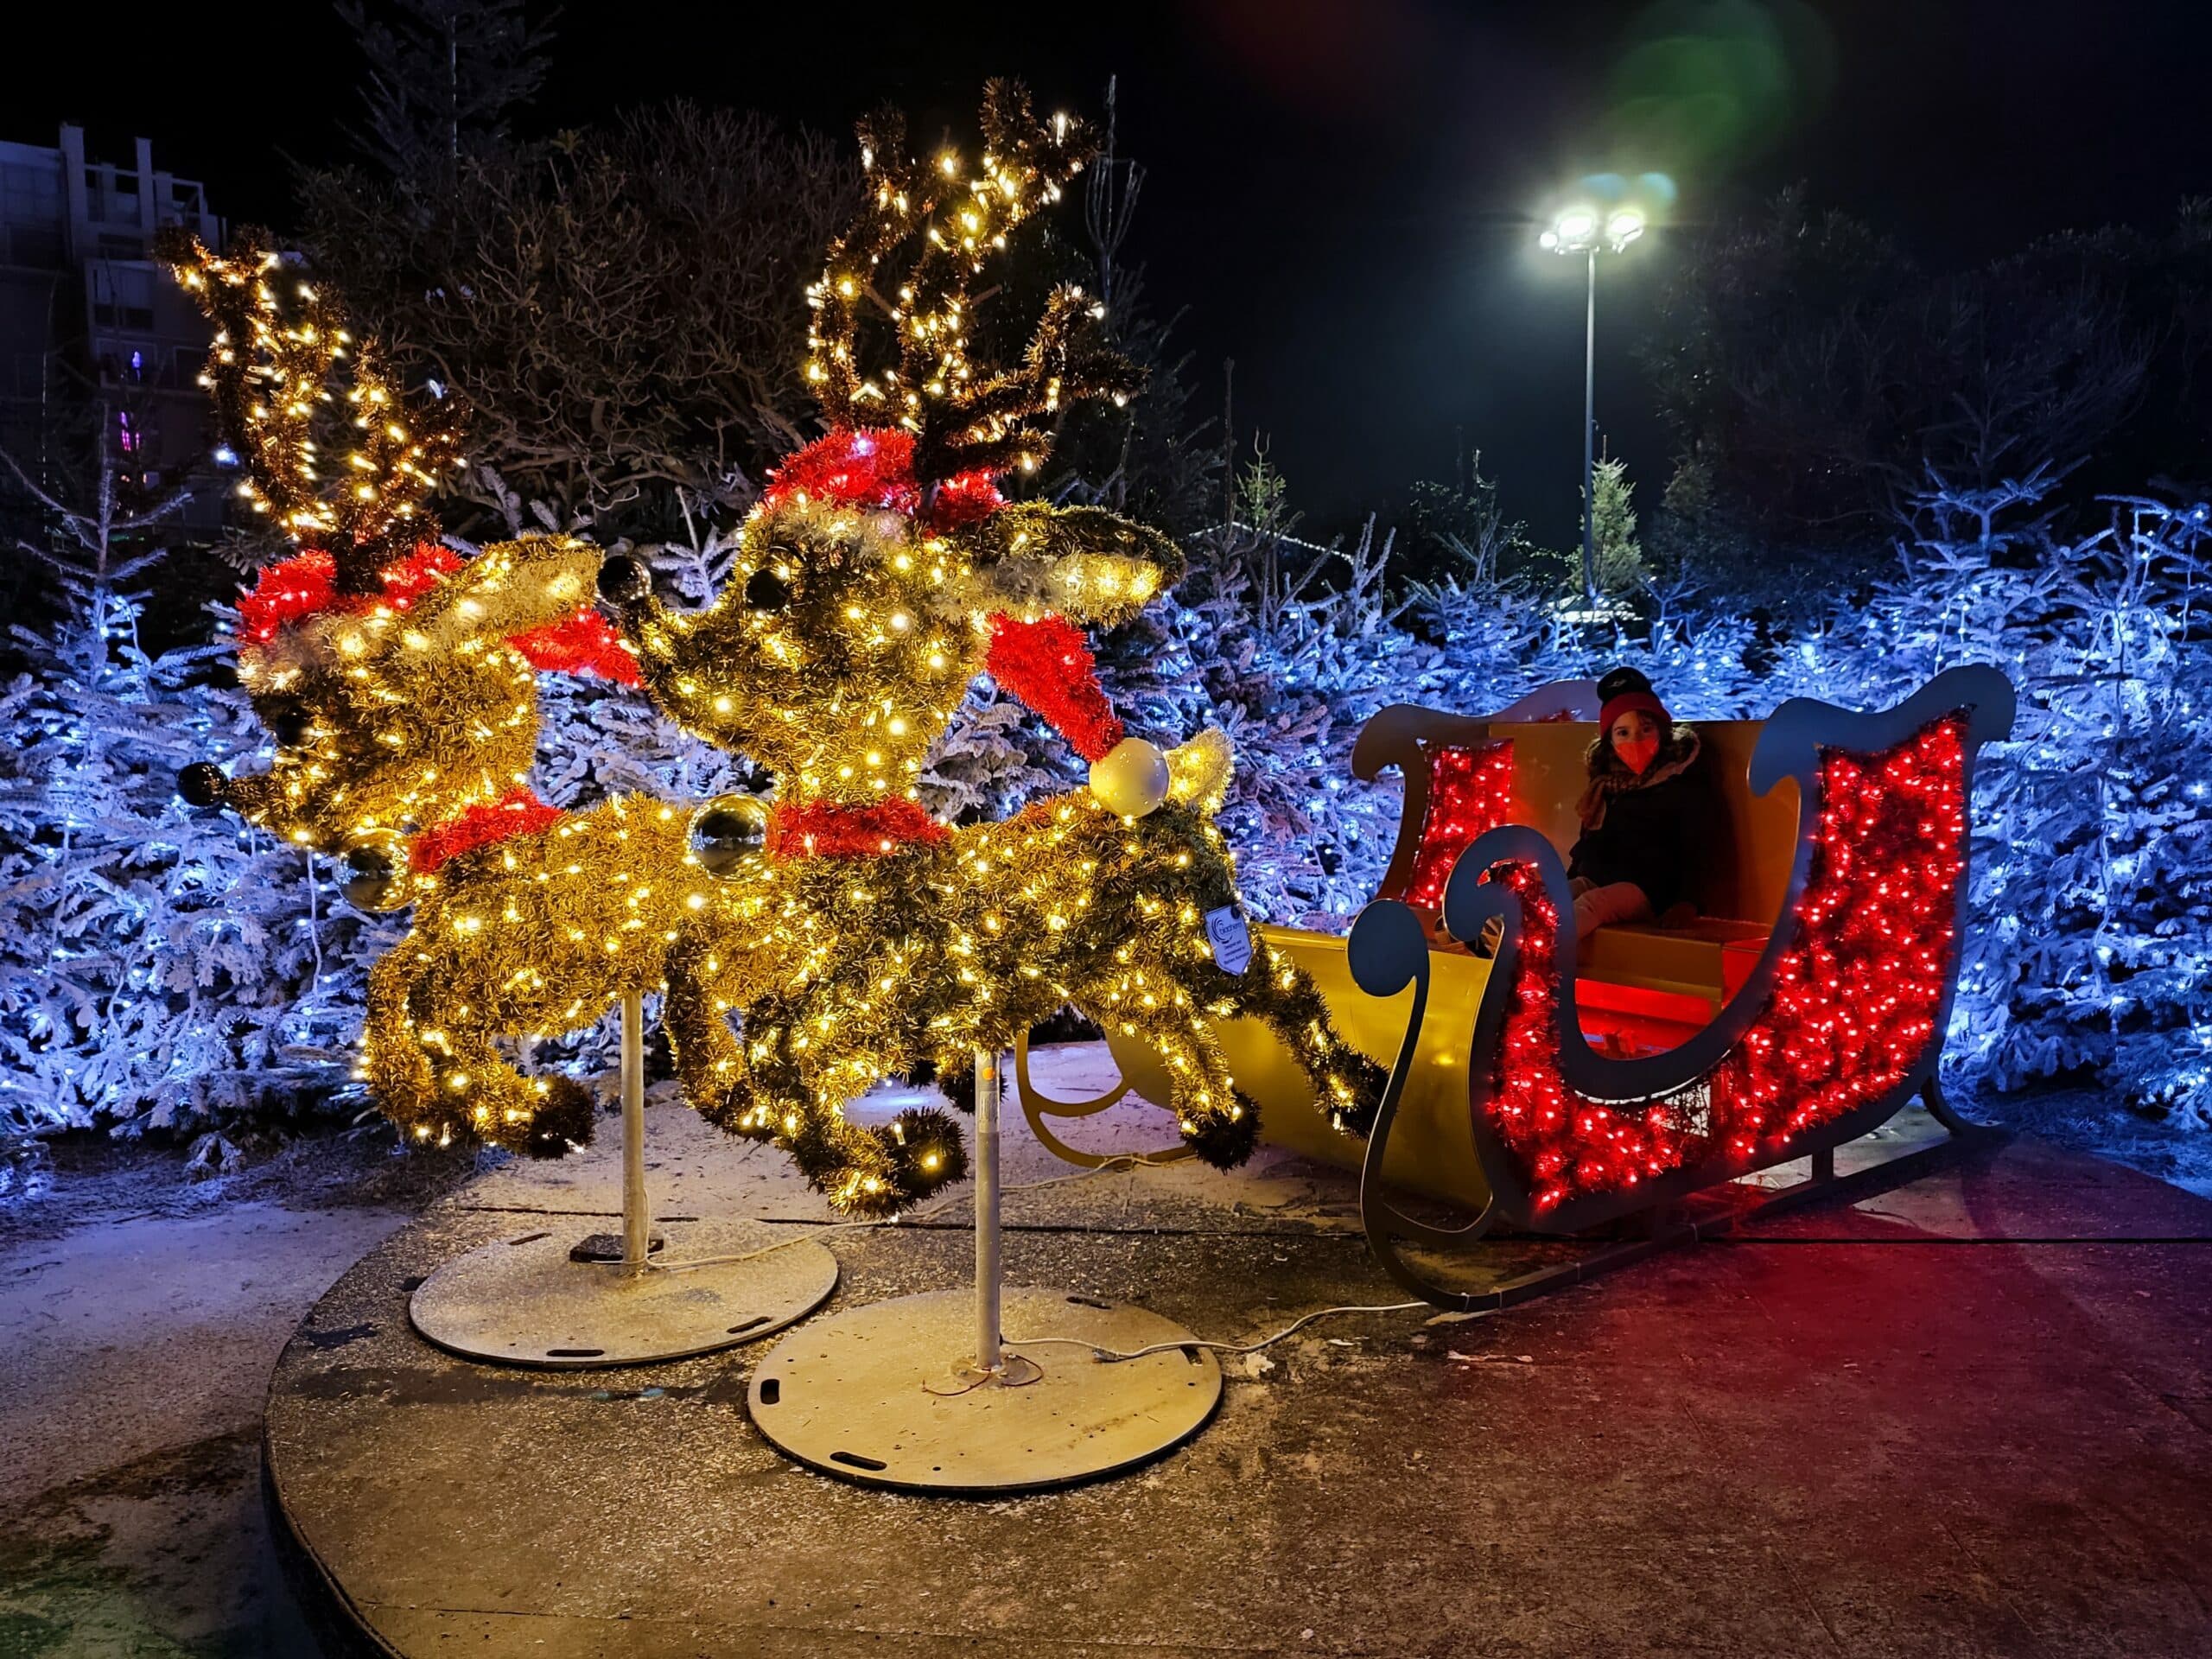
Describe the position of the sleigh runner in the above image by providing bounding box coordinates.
[1022,664,2015,1306]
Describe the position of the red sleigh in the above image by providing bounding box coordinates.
[1020,664,2015,1307]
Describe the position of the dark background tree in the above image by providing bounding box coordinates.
[1640,188,2212,602]
[299,105,855,537]
[1396,444,1541,591]
[337,0,556,200]
[0,371,220,670]
[296,10,1224,546]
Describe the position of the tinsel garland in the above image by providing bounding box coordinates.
[682,786,1387,1212]
[768,798,949,860]
[508,607,640,683]
[237,545,457,646]
[169,234,618,858]
[162,232,468,595]
[238,548,636,684]
[985,613,1124,761]
[1478,716,1968,1211]
[362,789,978,1170]
[1403,741,1515,911]
[236,550,350,645]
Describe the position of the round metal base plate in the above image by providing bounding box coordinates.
[747,1287,1222,1493]
[408,1218,838,1369]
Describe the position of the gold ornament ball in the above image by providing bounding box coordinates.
[339,830,411,913]
[689,793,772,877]
[1089,736,1171,817]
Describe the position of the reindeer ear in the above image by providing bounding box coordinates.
[400,537,603,654]
[959,503,1184,629]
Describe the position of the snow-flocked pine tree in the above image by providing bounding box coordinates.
[0,441,378,1158]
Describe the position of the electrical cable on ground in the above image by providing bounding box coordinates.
[639,1150,1460,1360]
[1010,1300,1447,1363]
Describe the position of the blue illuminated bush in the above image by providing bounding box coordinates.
[5,469,2208,1143]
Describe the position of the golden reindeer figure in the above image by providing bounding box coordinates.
[165,237,982,1172]
[166,234,647,1154]
[596,85,1387,1215]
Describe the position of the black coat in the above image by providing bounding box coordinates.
[1567,749,1718,917]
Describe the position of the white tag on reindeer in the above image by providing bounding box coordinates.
[1205,906,1252,976]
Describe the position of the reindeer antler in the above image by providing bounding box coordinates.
[161,229,467,594]
[804,80,1143,487]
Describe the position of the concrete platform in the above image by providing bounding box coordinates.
[265,1047,2212,1657]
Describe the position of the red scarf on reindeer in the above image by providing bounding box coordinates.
[238,544,639,680]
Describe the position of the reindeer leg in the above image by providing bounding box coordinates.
[662,930,772,1142]
[364,942,593,1158]
[1090,981,1259,1170]
[713,990,969,1217]
[364,949,445,1143]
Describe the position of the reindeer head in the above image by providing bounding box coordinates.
[165,234,632,851]
[606,84,1179,808]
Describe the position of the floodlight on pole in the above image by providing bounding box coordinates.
[1542,198,1651,607]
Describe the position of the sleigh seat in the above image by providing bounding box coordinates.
[1360,690,1799,1039]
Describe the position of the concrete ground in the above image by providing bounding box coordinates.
[0,1132,473,1656]
[251,1050,2212,1659]
[9,1052,2202,1659]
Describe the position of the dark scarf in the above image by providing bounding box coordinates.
[1576,727,1701,831]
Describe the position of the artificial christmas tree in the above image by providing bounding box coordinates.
[0,442,373,1145]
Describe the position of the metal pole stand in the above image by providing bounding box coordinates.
[747,1049,1222,1494]
[408,993,839,1369]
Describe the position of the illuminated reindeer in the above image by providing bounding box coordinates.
[600,86,1387,1215]
[165,236,644,1153]
[168,238,973,1171]
[166,235,628,854]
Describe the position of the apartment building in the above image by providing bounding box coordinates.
[0,123,226,507]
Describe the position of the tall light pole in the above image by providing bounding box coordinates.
[1541,205,1646,608]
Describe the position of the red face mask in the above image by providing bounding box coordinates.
[1615,733,1662,776]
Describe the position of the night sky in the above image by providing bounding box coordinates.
[30,0,2212,543]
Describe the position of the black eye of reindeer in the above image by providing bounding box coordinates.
[746,567,792,613]
[596,555,652,607]
[264,699,310,747]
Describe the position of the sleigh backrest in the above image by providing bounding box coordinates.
[1356,686,1800,927]
[1503,721,1798,924]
